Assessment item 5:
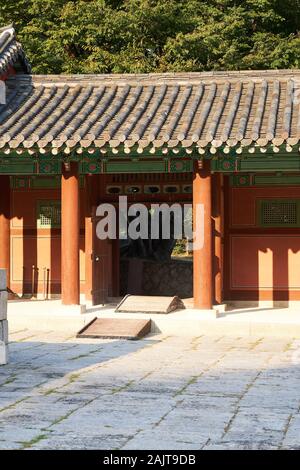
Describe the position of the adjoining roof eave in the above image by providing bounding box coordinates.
[0,24,31,76]
[0,24,14,34]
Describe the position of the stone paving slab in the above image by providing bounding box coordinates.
[1,329,300,449]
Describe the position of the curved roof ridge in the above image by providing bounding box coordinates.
[9,68,300,85]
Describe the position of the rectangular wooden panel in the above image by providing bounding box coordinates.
[11,189,86,229]
[230,186,300,228]
[230,235,300,290]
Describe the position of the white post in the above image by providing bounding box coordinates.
[0,269,8,365]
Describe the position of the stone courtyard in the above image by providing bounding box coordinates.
[1,327,300,450]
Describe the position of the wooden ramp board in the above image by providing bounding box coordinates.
[115,295,185,314]
[77,317,151,340]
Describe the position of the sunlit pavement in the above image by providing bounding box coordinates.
[1,329,300,449]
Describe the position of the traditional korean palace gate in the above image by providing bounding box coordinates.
[2,26,300,309]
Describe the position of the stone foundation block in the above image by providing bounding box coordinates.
[0,341,8,365]
[0,319,8,344]
[0,290,8,320]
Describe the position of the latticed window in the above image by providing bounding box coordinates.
[37,201,61,228]
[258,199,299,227]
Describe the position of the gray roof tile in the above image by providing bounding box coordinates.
[1,70,300,151]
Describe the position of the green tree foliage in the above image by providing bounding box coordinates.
[1,0,300,73]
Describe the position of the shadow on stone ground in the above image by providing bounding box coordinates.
[0,333,300,450]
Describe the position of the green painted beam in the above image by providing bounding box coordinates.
[105,160,168,173]
[240,158,300,172]
[11,175,85,189]
[212,156,300,173]
[0,160,36,174]
[254,174,300,185]
[230,173,300,187]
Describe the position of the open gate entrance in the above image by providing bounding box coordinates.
[89,199,193,306]
[86,174,193,306]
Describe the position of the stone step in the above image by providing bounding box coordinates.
[115,295,185,314]
[76,317,151,340]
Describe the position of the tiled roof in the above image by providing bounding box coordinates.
[1,70,300,153]
[0,25,31,76]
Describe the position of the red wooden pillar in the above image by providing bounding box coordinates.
[61,162,80,305]
[193,160,212,309]
[85,175,98,301]
[212,173,223,304]
[0,176,10,288]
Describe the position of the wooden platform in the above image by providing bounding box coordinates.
[115,295,185,314]
[76,317,151,340]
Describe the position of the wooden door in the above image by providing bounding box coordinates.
[92,210,113,305]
